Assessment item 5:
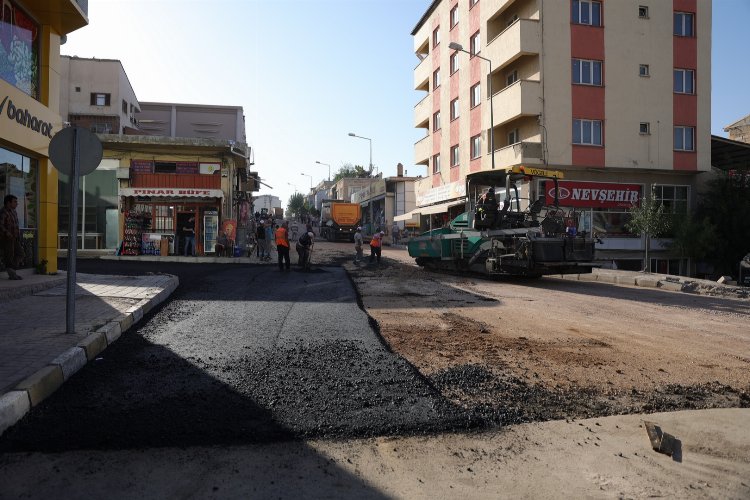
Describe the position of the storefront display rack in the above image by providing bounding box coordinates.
[121,211,151,256]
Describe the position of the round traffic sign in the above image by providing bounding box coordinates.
[48,126,103,176]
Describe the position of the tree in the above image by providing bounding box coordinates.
[625,189,671,272]
[694,171,750,276]
[332,163,372,183]
[666,213,717,273]
[286,192,307,219]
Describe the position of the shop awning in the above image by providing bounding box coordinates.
[120,188,224,198]
[393,199,466,221]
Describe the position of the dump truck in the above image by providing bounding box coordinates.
[407,166,597,277]
[319,199,361,242]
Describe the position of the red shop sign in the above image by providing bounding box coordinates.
[545,181,642,208]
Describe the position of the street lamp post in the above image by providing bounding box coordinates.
[449,42,495,170]
[315,160,331,181]
[348,132,375,233]
[300,172,313,191]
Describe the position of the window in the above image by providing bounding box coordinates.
[653,184,689,215]
[450,52,459,74]
[572,0,602,27]
[673,69,695,94]
[122,100,128,113]
[433,111,441,131]
[638,6,649,18]
[450,98,460,120]
[471,135,482,159]
[507,129,519,145]
[451,145,460,167]
[639,122,650,135]
[639,64,650,77]
[674,12,694,37]
[470,83,481,107]
[507,14,519,27]
[573,119,603,146]
[433,27,440,48]
[506,70,518,87]
[470,31,481,55]
[674,126,694,151]
[433,154,441,174]
[90,93,111,106]
[572,59,602,85]
[75,86,81,92]
[0,1,40,99]
[470,0,479,8]
[433,68,441,90]
[450,5,459,28]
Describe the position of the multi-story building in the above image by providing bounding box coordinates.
[411,0,710,272]
[59,56,140,135]
[724,114,750,144]
[56,57,255,252]
[0,0,88,273]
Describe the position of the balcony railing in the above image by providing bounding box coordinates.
[485,19,541,71]
[492,141,544,169]
[491,79,542,127]
[414,134,431,165]
[414,56,431,91]
[414,94,430,128]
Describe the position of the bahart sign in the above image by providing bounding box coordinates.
[0,79,62,157]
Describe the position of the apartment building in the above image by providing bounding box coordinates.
[412,0,710,272]
[59,56,140,134]
[0,0,88,273]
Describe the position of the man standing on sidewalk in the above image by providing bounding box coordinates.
[275,221,290,271]
[0,194,23,280]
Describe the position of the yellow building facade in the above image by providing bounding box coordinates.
[0,0,88,273]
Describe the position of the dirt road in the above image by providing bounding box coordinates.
[314,242,750,424]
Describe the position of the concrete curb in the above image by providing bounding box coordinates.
[559,269,748,299]
[0,274,66,301]
[0,274,179,437]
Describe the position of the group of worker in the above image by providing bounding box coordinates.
[271,221,315,271]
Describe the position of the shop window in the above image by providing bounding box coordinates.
[592,210,634,237]
[0,146,38,229]
[652,184,688,215]
[650,258,687,276]
[0,1,40,99]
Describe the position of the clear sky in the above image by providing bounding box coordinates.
[61,0,748,208]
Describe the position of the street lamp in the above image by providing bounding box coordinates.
[287,182,298,193]
[449,41,495,170]
[348,132,375,233]
[315,160,331,181]
[300,172,313,191]
[348,132,373,174]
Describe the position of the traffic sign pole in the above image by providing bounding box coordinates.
[66,128,80,334]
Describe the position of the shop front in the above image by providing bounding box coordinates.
[119,187,224,256]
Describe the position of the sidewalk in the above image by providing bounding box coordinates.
[0,267,178,436]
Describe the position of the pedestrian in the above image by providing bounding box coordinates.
[0,194,23,280]
[181,215,196,256]
[264,220,275,261]
[296,225,315,269]
[369,231,382,264]
[256,219,267,260]
[391,221,400,246]
[275,220,290,271]
[215,230,230,257]
[353,226,364,264]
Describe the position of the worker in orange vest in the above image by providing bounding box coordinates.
[275,221,290,271]
[369,230,383,264]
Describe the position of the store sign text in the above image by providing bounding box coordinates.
[131,188,211,196]
[546,181,641,208]
[0,95,54,138]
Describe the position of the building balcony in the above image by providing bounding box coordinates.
[492,141,544,169]
[491,79,542,127]
[414,56,431,91]
[414,134,431,166]
[29,0,89,33]
[414,94,430,129]
[485,19,540,71]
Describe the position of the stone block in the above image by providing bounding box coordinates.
[0,391,31,436]
[77,332,108,361]
[99,321,122,345]
[51,346,88,380]
[15,365,64,406]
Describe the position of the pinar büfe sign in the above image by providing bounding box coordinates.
[545,181,642,208]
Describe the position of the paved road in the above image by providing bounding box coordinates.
[0,261,467,452]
